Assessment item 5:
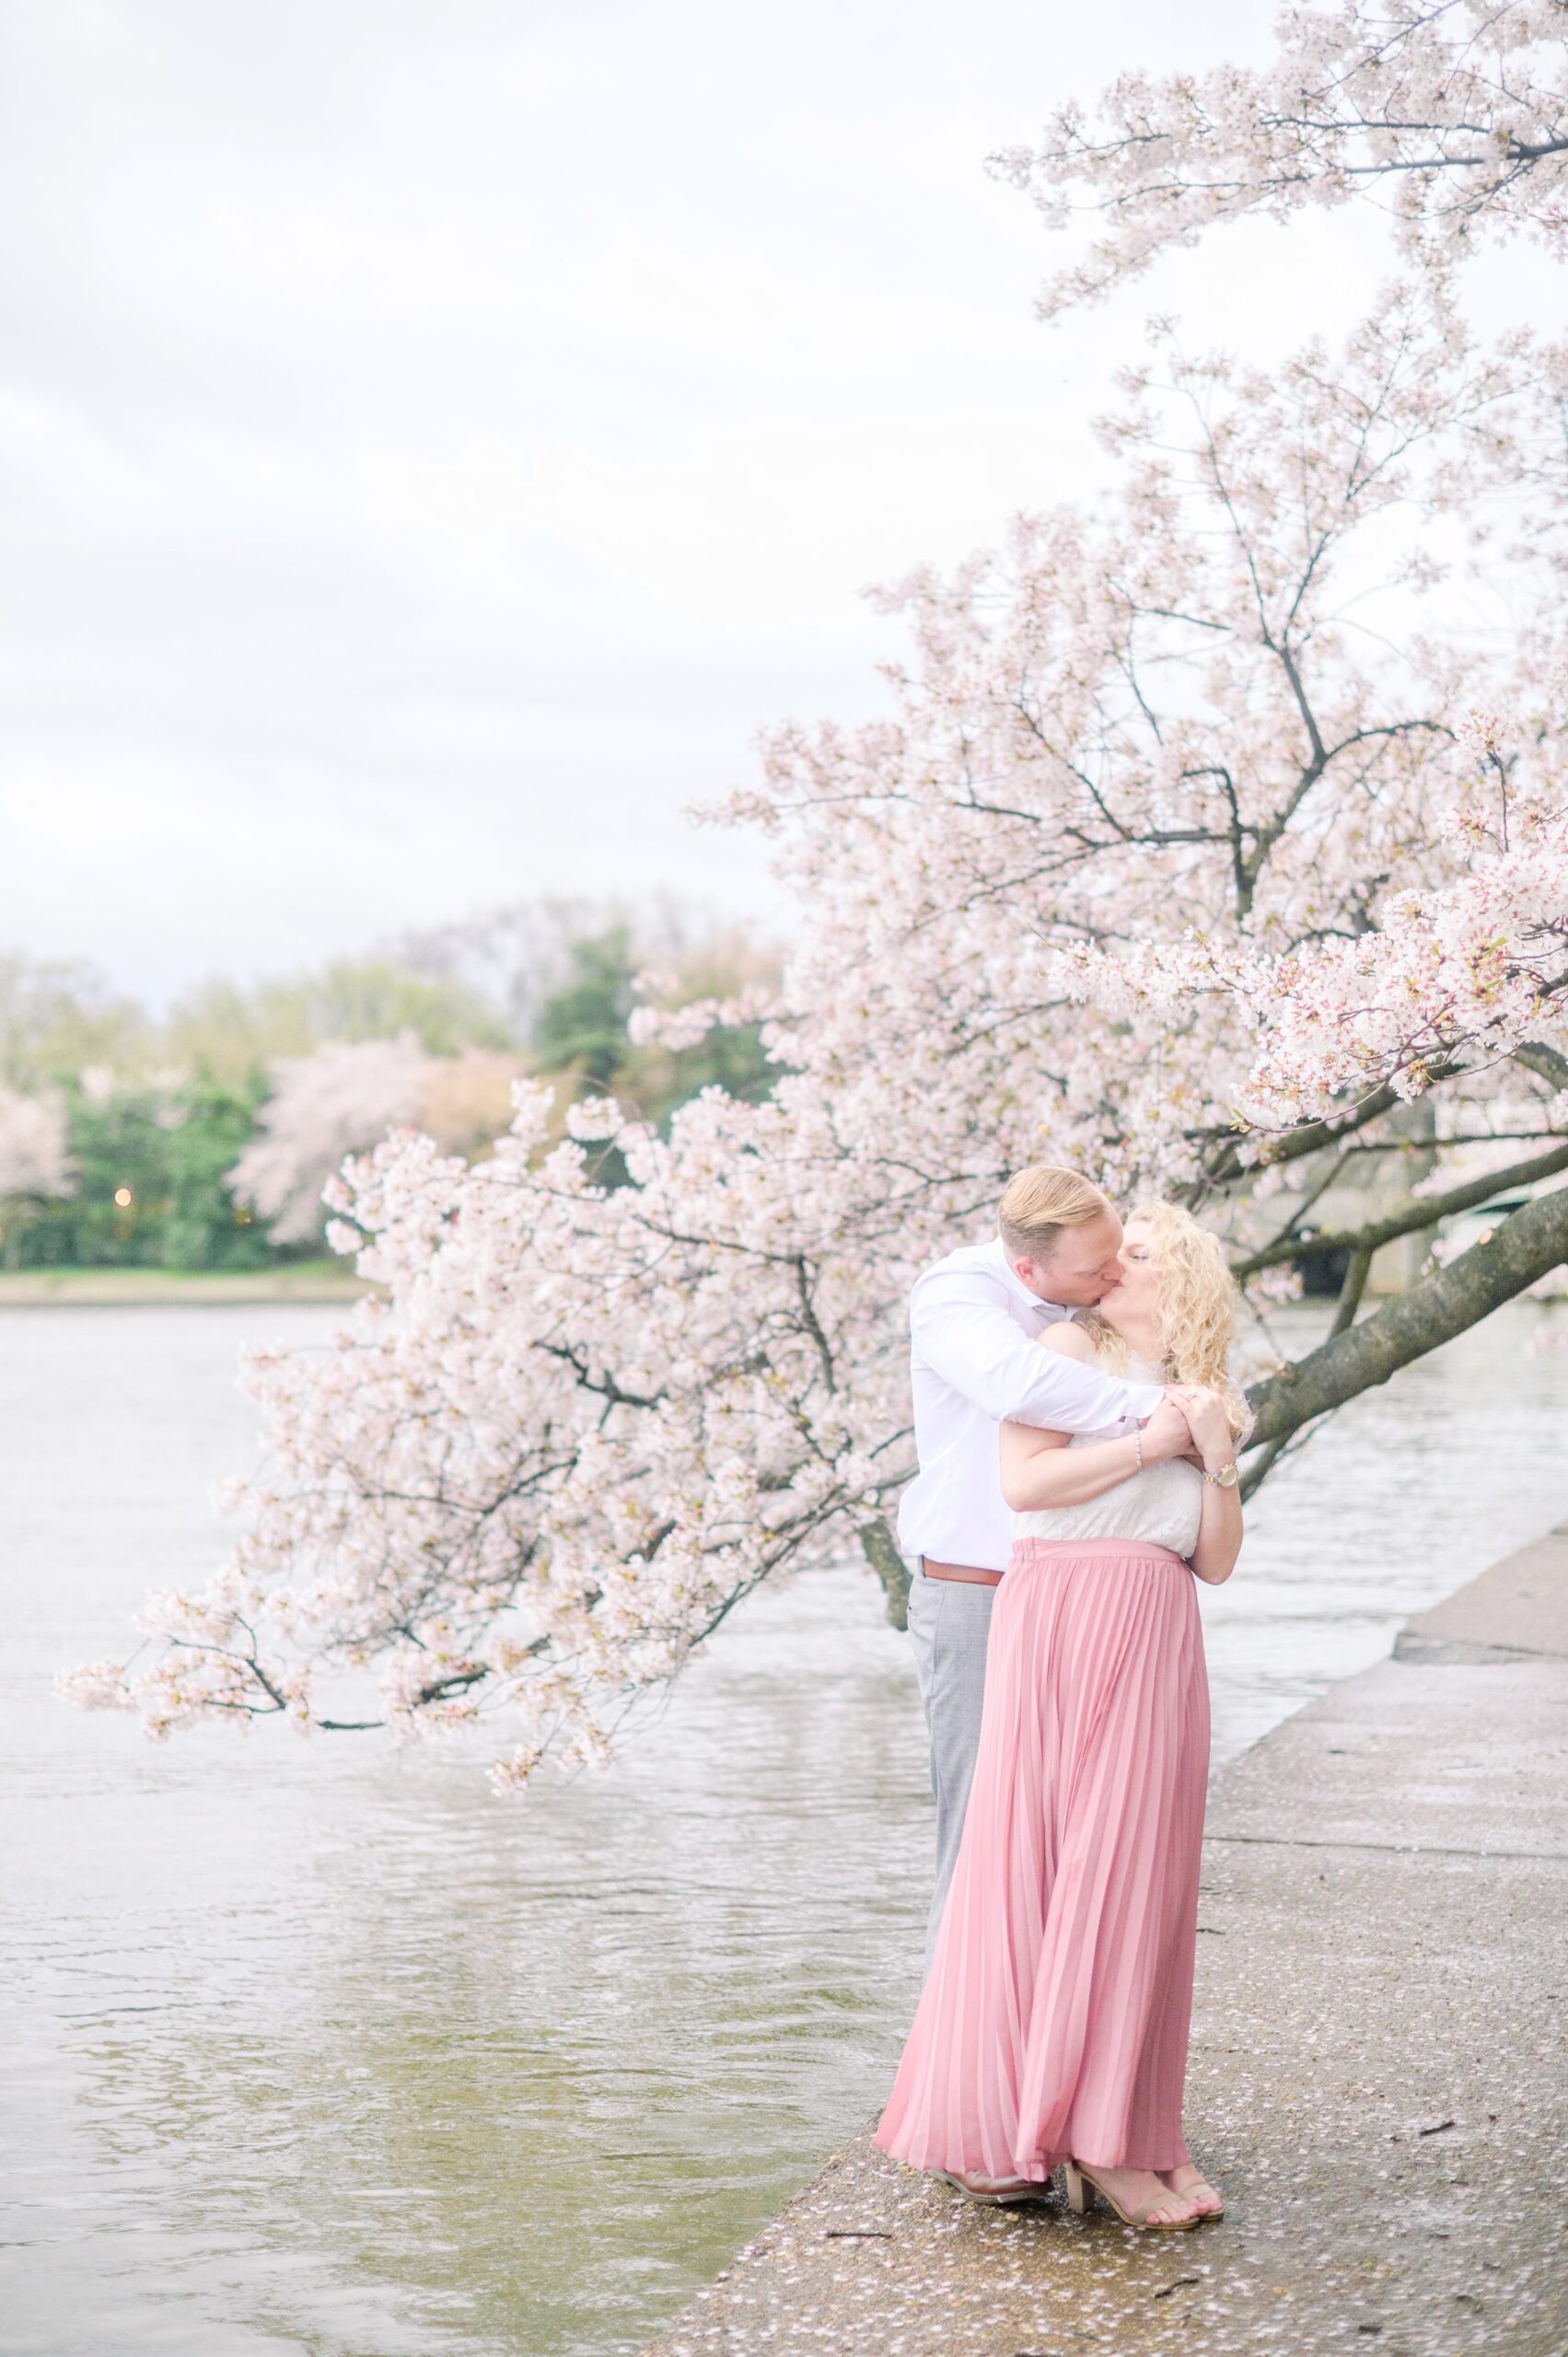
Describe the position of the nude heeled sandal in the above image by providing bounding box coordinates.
[1167,2169,1224,2220]
[1062,2159,1202,2231]
[935,2168,1046,2207]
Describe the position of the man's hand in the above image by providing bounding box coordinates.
[1139,1394,1197,1464]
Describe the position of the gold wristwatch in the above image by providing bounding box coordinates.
[1202,1461,1239,1488]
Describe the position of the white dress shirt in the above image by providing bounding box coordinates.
[896,1236,1167,1573]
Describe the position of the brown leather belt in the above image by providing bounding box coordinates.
[921,1555,1003,1588]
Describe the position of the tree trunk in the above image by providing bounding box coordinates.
[860,1518,912,1631]
[1245,1182,1568,1448]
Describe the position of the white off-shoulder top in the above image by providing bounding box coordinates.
[1010,1352,1202,1558]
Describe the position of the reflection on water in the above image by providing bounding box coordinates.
[2,1303,1564,2355]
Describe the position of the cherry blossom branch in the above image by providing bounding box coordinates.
[990,3,1568,316]
[1230,1135,1568,1275]
[1202,1074,1438,1187]
[1244,1178,1568,1446]
[860,1518,913,1628]
[1515,1039,1568,1089]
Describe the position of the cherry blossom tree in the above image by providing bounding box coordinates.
[62,27,1568,1787]
[62,282,1568,1782]
[993,0,1568,314]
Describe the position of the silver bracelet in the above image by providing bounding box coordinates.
[1133,1427,1144,1475]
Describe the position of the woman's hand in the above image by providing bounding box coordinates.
[1166,1384,1236,1473]
[1140,1394,1197,1465]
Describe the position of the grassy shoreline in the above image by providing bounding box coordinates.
[0,1261,371,1305]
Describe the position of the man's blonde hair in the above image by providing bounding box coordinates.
[997,1166,1109,1265]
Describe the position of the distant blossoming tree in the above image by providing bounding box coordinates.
[229,1039,528,1246]
[64,22,1568,1785]
[0,1085,73,1198]
[229,1036,435,1244]
[0,1086,73,1265]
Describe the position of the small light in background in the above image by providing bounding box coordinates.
[113,1186,134,1209]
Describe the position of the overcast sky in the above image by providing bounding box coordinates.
[2,1,1485,1005]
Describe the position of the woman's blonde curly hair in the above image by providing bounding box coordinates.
[1080,1202,1253,1442]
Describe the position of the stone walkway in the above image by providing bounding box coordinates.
[641,1527,1568,2357]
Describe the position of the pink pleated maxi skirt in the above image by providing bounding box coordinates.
[876,1535,1210,2182]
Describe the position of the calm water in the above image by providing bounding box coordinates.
[3,1302,1565,2357]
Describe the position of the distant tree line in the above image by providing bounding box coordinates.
[0,902,778,1271]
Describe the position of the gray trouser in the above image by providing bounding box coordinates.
[904,1560,995,1967]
